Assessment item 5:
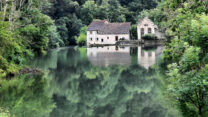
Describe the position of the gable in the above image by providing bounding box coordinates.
[137,18,158,29]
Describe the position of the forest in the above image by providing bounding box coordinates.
[0,0,159,77]
[145,0,208,116]
[1,0,208,116]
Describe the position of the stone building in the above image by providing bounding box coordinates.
[137,17,165,40]
[87,20,131,45]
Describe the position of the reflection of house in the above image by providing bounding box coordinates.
[138,46,164,69]
[87,20,131,45]
[87,46,131,66]
[137,17,165,40]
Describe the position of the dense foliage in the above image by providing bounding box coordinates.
[0,0,62,77]
[141,0,208,116]
[130,25,138,40]
[0,0,159,76]
[75,26,87,46]
[45,0,159,45]
[142,34,158,40]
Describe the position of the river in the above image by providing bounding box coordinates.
[0,45,182,117]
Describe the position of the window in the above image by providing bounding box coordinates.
[97,38,99,41]
[148,52,152,57]
[144,24,148,26]
[148,28,152,34]
[107,37,109,39]
[141,51,144,57]
[90,38,93,41]
[141,28,144,36]
[90,31,92,34]
[101,39,104,42]
[97,31,99,34]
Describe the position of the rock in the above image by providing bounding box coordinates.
[19,68,42,74]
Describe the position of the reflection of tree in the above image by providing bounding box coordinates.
[0,74,55,117]
[0,47,180,117]
[45,48,178,117]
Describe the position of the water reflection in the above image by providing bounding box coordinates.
[138,46,164,69]
[87,45,164,69]
[87,46,131,66]
[0,46,181,117]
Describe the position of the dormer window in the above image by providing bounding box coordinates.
[144,24,148,26]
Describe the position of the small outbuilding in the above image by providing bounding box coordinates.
[137,17,165,40]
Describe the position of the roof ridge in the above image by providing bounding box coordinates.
[88,20,131,34]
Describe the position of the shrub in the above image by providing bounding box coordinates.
[130,25,137,40]
[76,33,87,46]
[76,26,87,46]
[142,34,158,40]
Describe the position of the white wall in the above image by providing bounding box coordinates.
[155,29,165,39]
[137,19,156,40]
[87,31,130,45]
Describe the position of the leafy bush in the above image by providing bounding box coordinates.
[142,34,158,40]
[0,21,27,77]
[130,25,137,40]
[76,34,86,46]
[48,25,64,48]
[76,26,87,46]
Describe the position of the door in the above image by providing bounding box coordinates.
[115,36,118,41]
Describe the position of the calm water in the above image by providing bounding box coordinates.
[0,46,181,117]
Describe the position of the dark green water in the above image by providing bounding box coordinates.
[0,46,181,117]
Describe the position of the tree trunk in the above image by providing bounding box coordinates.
[9,0,16,30]
[198,106,202,116]
[3,0,9,21]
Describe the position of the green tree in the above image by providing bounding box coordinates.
[0,21,29,77]
[130,25,137,40]
[76,26,87,46]
[81,0,98,25]
[48,25,65,48]
[153,0,208,116]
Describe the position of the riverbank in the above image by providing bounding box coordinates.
[5,68,42,78]
[88,39,165,47]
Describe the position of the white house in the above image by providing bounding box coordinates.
[87,20,131,45]
[137,17,165,40]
